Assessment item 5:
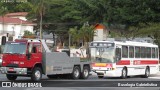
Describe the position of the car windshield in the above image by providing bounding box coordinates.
[90,47,115,63]
[3,42,27,54]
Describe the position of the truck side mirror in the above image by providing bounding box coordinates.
[26,49,31,60]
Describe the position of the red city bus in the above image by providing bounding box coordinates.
[89,41,159,79]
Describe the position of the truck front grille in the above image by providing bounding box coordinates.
[6,64,19,67]
[7,71,16,73]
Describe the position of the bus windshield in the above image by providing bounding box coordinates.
[90,47,115,63]
[3,42,27,54]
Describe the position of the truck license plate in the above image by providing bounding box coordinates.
[9,68,14,71]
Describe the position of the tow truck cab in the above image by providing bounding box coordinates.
[1,39,43,78]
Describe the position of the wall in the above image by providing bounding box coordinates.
[0,23,34,45]
[93,29,107,41]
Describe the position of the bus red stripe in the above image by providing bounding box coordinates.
[133,60,159,65]
[116,60,130,65]
[116,60,159,65]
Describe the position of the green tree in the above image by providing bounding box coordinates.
[65,0,160,40]
[69,24,95,47]
[136,23,160,45]
[27,0,51,39]
[23,30,35,39]
[0,5,8,33]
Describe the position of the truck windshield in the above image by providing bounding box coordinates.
[3,42,27,54]
[90,47,115,63]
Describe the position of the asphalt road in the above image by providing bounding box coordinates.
[0,71,160,81]
[0,72,160,90]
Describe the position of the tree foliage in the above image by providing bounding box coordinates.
[69,24,95,47]
[0,0,160,47]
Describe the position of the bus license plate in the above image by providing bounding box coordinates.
[96,71,105,74]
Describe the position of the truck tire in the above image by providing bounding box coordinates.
[31,67,42,81]
[71,66,80,79]
[121,68,127,79]
[6,74,17,80]
[142,67,150,78]
[80,66,89,79]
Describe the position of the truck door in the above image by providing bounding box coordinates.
[26,43,42,67]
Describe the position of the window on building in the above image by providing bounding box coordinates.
[122,46,128,58]
[135,47,140,58]
[129,46,134,58]
[146,47,151,58]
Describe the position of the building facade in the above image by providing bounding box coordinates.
[94,24,109,41]
[0,12,35,45]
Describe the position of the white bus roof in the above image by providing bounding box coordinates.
[92,41,158,47]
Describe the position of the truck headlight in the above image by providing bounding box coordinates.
[21,69,24,72]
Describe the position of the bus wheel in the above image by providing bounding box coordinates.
[6,74,17,80]
[121,68,127,79]
[80,66,90,79]
[142,67,150,78]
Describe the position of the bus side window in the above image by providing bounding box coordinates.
[135,47,140,58]
[146,47,151,58]
[152,48,156,58]
[129,46,134,58]
[122,46,128,58]
[141,47,146,58]
[155,48,158,58]
[116,48,121,61]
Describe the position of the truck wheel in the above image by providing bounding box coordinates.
[142,67,150,78]
[31,67,42,81]
[71,66,80,79]
[121,68,127,79]
[80,66,89,79]
[6,74,17,80]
